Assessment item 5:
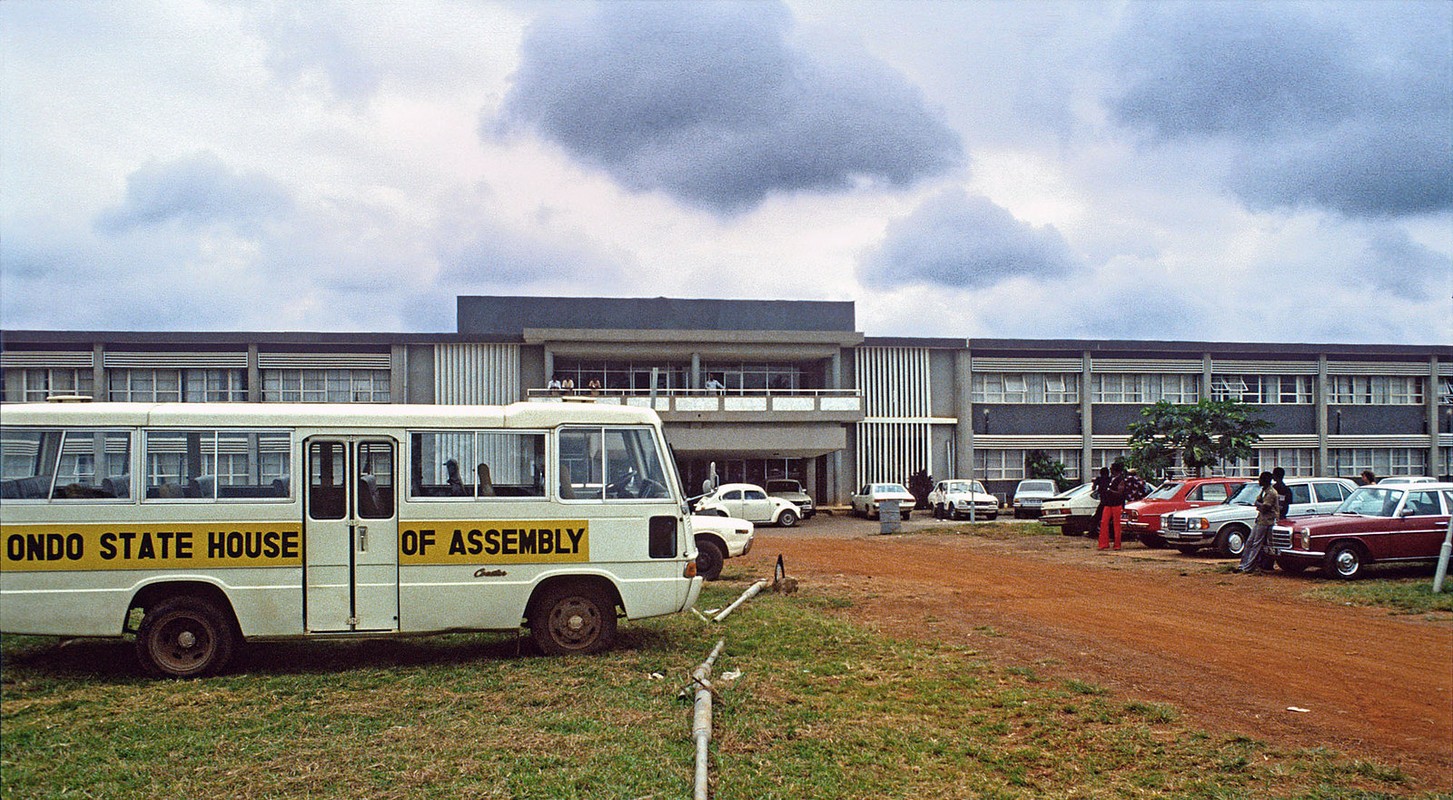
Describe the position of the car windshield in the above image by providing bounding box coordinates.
[1227,483,1260,505]
[946,481,978,493]
[765,480,799,492]
[1019,480,1055,493]
[1145,482,1182,500]
[877,484,910,494]
[1336,487,1405,517]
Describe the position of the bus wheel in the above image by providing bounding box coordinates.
[135,595,236,678]
[529,583,617,656]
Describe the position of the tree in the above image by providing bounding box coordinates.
[1127,399,1271,478]
[1025,450,1069,491]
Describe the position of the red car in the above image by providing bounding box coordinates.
[1270,483,1453,579]
[1123,477,1249,548]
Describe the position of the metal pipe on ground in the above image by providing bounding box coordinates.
[691,639,726,800]
[712,579,767,622]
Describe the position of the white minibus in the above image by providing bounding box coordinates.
[0,401,702,676]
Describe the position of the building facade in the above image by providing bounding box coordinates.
[4,296,1450,504]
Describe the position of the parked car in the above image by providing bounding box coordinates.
[1375,476,1437,485]
[1270,482,1453,579]
[1040,482,1099,535]
[694,483,801,527]
[1160,477,1357,557]
[928,478,999,520]
[1124,477,1249,547]
[690,514,754,581]
[764,479,816,519]
[851,483,916,520]
[1011,479,1059,518]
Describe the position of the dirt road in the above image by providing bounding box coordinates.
[731,515,1453,789]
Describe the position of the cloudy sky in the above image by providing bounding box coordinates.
[2,0,1449,344]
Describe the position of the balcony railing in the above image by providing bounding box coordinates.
[525,387,863,415]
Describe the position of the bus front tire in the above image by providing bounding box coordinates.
[135,595,237,678]
[529,582,618,656]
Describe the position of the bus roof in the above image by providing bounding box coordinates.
[0,400,664,429]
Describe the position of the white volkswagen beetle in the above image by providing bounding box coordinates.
[694,482,802,527]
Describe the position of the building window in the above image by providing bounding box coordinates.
[975,449,1023,480]
[1091,373,1199,404]
[552,360,691,393]
[1327,448,1429,478]
[972,373,1080,404]
[1091,449,1132,471]
[701,362,803,393]
[262,369,391,403]
[3,368,94,402]
[1218,448,1317,477]
[1210,374,1313,404]
[108,368,247,402]
[1328,376,1424,405]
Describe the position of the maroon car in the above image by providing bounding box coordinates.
[1123,477,1248,547]
[1270,483,1453,579]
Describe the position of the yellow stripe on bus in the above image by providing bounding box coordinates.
[1,523,302,571]
[399,521,589,565]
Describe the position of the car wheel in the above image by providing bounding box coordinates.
[529,582,617,656]
[777,508,799,528]
[1276,557,1310,573]
[694,537,725,581]
[135,595,237,678]
[901,510,910,521]
[1323,542,1365,580]
[1215,525,1249,558]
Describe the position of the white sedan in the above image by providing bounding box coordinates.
[694,483,802,527]
[850,483,916,520]
[690,514,754,581]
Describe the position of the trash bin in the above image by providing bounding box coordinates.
[879,498,902,534]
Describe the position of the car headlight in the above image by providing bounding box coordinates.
[1191,518,1209,530]
[1297,529,1311,549]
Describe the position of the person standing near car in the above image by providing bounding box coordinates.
[1098,462,1128,550]
[1091,467,1110,536]
[1238,471,1278,574]
[1272,467,1292,519]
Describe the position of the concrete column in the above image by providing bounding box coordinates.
[247,344,261,402]
[1428,356,1440,472]
[691,352,701,389]
[1081,351,1094,474]
[391,345,406,404]
[90,343,105,401]
[543,349,554,385]
[830,351,842,390]
[1316,354,1329,474]
[954,349,973,478]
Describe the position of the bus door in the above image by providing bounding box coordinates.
[304,438,399,632]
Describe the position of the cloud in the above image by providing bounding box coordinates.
[1107,1,1452,217]
[246,3,381,103]
[858,189,1082,290]
[94,152,293,235]
[494,1,960,214]
[1349,223,1451,300]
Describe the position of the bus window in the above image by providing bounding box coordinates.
[53,430,131,500]
[476,431,545,498]
[216,431,291,499]
[560,427,670,501]
[309,441,346,520]
[358,440,394,519]
[145,430,213,499]
[0,430,61,500]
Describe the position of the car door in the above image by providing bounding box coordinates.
[1390,489,1451,559]
[1284,483,1314,516]
[740,488,774,522]
[719,488,745,518]
[1188,482,1230,508]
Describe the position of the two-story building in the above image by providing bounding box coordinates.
[4,295,1449,504]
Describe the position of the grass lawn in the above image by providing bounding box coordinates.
[1,576,1444,799]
